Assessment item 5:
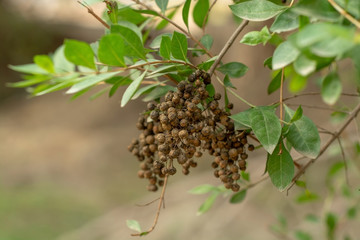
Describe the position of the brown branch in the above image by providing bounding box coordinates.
[77,1,110,29]
[280,92,359,103]
[328,0,360,29]
[337,138,350,185]
[289,102,360,188]
[286,103,350,114]
[209,20,249,76]
[135,197,160,207]
[132,0,213,58]
[131,174,169,237]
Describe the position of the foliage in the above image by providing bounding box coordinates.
[7,0,360,237]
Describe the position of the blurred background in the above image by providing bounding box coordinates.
[0,0,359,239]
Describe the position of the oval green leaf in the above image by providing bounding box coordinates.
[159,35,171,60]
[230,190,247,204]
[321,72,342,105]
[267,144,295,191]
[182,0,191,29]
[126,219,142,232]
[284,105,320,159]
[272,41,300,70]
[98,34,126,67]
[217,62,248,78]
[121,71,147,107]
[64,39,96,70]
[66,72,120,94]
[171,31,188,62]
[270,9,299,33]
[155,0,168,13]
[230,0,287,22]
[34,55,55,73]
[193,0,209,28]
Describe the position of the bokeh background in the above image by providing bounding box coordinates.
[1,0,359,239]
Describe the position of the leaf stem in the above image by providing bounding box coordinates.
[328,0,360,29]
[131,174,169,237]
[289,102,360,189]
[209,20,249,77]
[202,0,218,34]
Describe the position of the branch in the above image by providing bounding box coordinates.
[132,0,213,58]
[202,0,218,34]
[209,20,249,76]
[286,103,350,114]
[131,174,169,237]
[280,92,359,103]
[290,102,360,186]
[337,138,350,186]
[77,1,110,29]
[328,0,360,29]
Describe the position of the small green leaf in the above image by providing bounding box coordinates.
[230,0,287,21]
[295,180,307,189]
[267,71,282,94]
[189,184,217,195]
[182,0,191,29]
[223,74,236,89]
[197,56,218,71]
[347,206,357,219]
[271,9,299,33]
[267,144,295,191]
[121,71,147,107]
[230,190,247,204]
[64,39,96,70]
[321,72,342,105]
[250,106,282,154]
[272,41,300,70]
[126,219,142,232]
[193,0,209,28]
[149,33,172,49]
[240,26,271,46]
[34,55,55,73]
[217,62,248,78]
[111,25,146,59]
[9,64,48,75]
[294,55,316,77]
[230,108,253,128]
[155,0,168,13]
[200,34,213,50]
[264,56,273,69]
[98,34,126,67]
[296,190,319,203]
[67,72,119,94]
[206,84,215,97]
[327,162,345,177]
[142,85,177,102]
[241,171,250,182]
[53,45,75,72]
[284,105,320,159]
[289,73,307,93]
[326,212,338,240]
[290,106,303,123]
[294,230,313,240]
[171,31,188,62]
[292,0,340,22]
[159,35,172,60]
[197,192,219,215]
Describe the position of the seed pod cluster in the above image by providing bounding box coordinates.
[128,70,253,192]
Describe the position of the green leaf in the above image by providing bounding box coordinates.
[230,190,247,204]
[67,72,120,94]
[289,73,307,93]
[121,71,147,107]
[326,212,338,240]
[240,26,271,46]
[294,230,313,240]
[33,55,54,73]
[217,62,248,78]
[197,192,219,215]
[89,87,111,100]
[292,0,340,22]
[264,56,273,69]
[272,41,300,70]
[206,84,215,97]
[230,0,287,21]
[197,56,218,71]
[182,0,191,29]
[7,75,51,88]
[98,34,126,67]
[193,0,209,28]
[126,219,142,232]
[284,105,320,158]
[53,45,75,72]
[295,180,306,188]
[241,171,250,182]
[296,190,319,203]
[117,6,148,25]
[321,72,342,105]
[267,144,295,191]
[327,162,345,177]
[132,84,159,100]
[159,35,172,60]
[171,31,188,62]
[347,206,357,219]
[111,25,146,59]
[142,85,177,102]
[149,33,172,49]
[267,71,282,94]
[64,39,96,70]
[108,76,132,97]
[294,55,316,76]
[9,64,48,75]
[35,75,80,96]
[230,108,253,128]
[223,74,236,89]
[290,106,303,123]
[155,0,168,13]
[188,184,217,195]
[270,9,299,33]
[200,34,213,50]
[250,106,282,154]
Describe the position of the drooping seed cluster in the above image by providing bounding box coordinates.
[128,70,254,192]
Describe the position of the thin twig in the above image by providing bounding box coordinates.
[279,68,285,154]
[209,20,249,76]
[202,0,218,34]
[337,138,350,186]
[131,174,169,236]
[289,0,295,7]
[132,0,213,58]
[328,0,360,29]
[286,103,350,114]
[289,102,360,189]
[244,175,269,190]
[77,1,110,29]
[135,197,160,207]
[280,92,359,103]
